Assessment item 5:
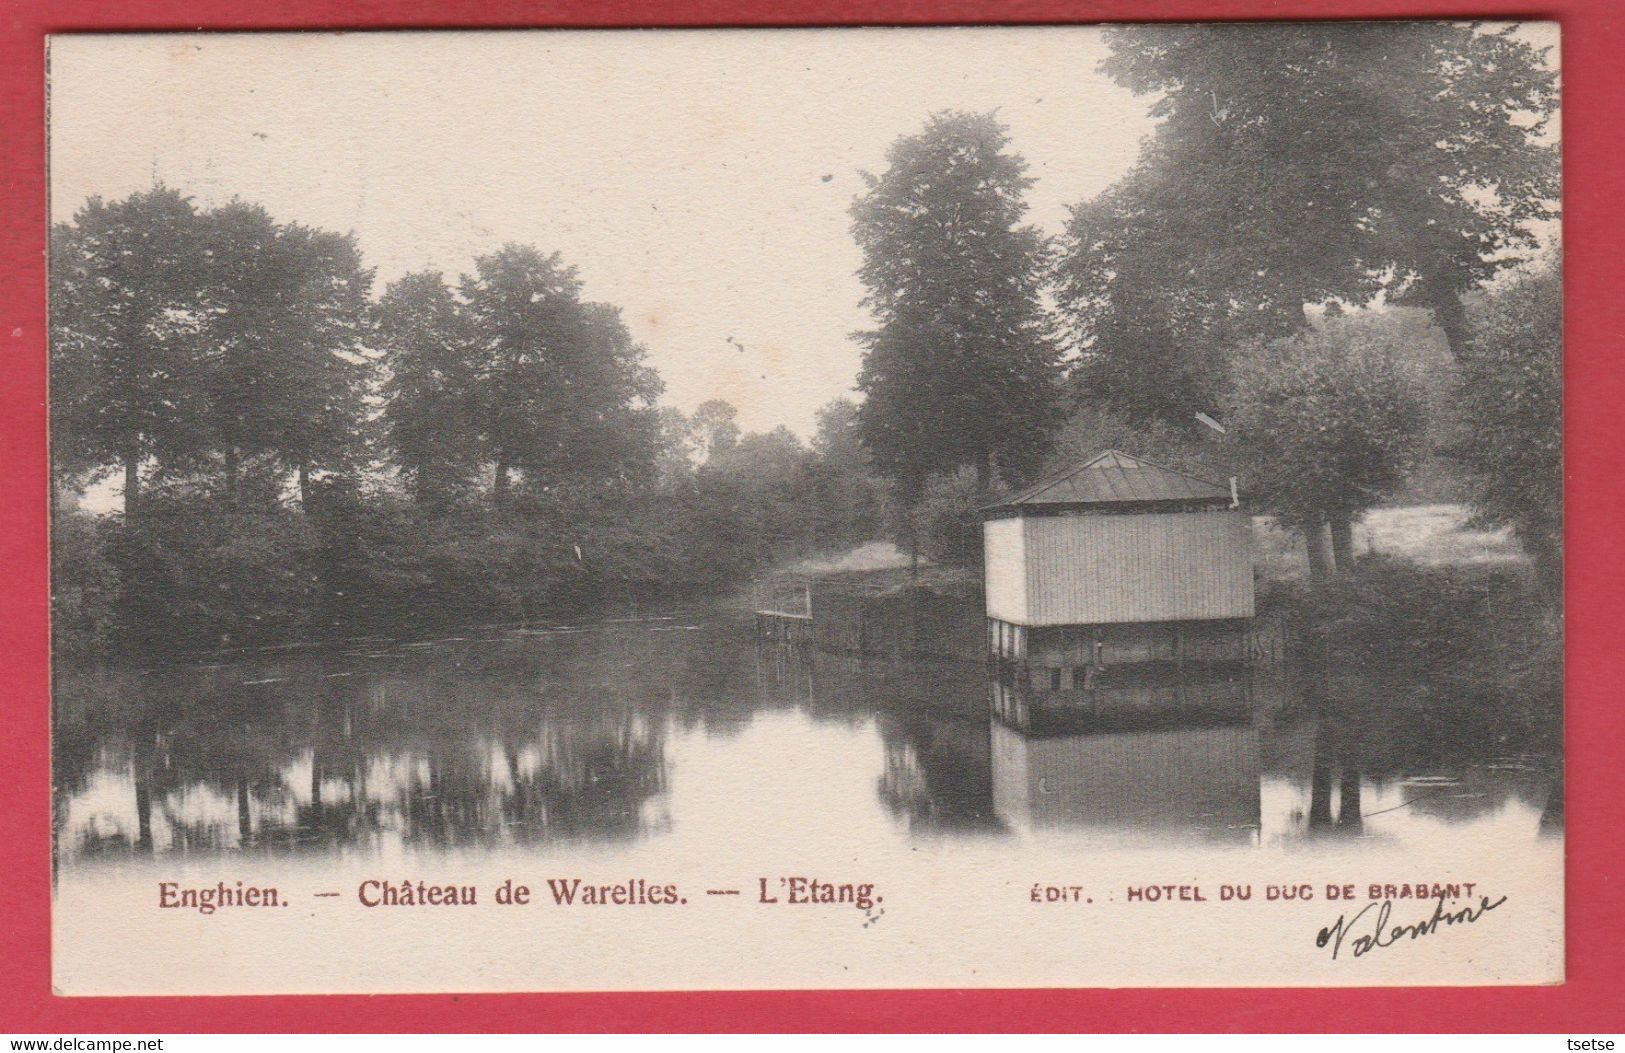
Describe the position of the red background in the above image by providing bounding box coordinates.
[2,0,1620,1033]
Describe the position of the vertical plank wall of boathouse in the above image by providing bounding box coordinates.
[1019,511,1255,626]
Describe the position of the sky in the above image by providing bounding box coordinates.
[49,28,1156,439]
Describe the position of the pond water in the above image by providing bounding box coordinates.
[52,611,1560,873]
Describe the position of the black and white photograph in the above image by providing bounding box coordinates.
[46,24,1563,993]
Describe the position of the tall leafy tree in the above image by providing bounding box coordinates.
[273,224,375,504]
[705,425,814,559]
[690,399,741,463]
[377,271,483,507]
[49,187,212,516]
[652,406,701,484]
[1227,312,1430,576]
[199,201,374,506]
[851,111,1065,499]
[801,397,888,549]
[1448,265,1562,595]
[1061,22,1559,423]
[810,397,868,472]
[460,245,663,505]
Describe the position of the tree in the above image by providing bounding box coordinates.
[802,397,889,549]
[652,405,701,484]
[198,201,375,507]
[1044,399,1218,480]
[903,465,1009,568]
[1061,22,1559,423]
[49,187,213,516]
[270,224,375,505]
[690,399,741,463]
[1448,264,1562,596]
[459,245,663,505]
[810,397,867,469]
[1057,175,1310,425]
[1227,312,1430,577]
[707,425,815,560]
[378,271,483,507]
[851,111,1066,500]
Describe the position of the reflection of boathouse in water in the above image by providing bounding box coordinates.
[982,452,1269,841]
[986,664,1286,842]
[990,716,1261,841]
[983,450,1262,681]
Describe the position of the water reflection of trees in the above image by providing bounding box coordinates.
[982,639,1560,844]
[875,712,1002,834]
[53,615,1564,863]
[753,642,987,723]
[754,641,1002,832]
[1287,632,1562,839]
[53,627,706,860]
[1292,719,1559,839]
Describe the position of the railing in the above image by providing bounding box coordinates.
[750,578,813,619]
[753,579,982,661]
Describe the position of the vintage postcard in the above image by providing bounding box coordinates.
[47,25,1563,994]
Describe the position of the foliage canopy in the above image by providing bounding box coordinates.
[852,111,1065,498]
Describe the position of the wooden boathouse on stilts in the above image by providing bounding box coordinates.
[983,451,1261,689]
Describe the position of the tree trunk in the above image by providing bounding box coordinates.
[122,448,141,519]
[1337,768,1363,831]
[298,462,312,510]
[223,446,240,510]
[975,451,992,494]
[1329,515,1356,573]
[493,460,510,507]
[134,775,153,851]
[237,778,252,844]
[908,519,920,584]
[1522,527,1564,604]
[1539,771,1564,834]
[1308,718,1336,830]
[1309,763,1334,830]
[1304,520,1334,580]
[1424,282,1470,361]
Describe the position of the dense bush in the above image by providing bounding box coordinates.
[1274,556,1561,760]
[97,505,320,656]
[52,449,887,664]
[50,511,121,659]
[895,467,999,568]
[1447,266,1563,595]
